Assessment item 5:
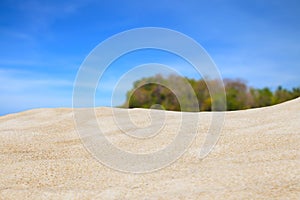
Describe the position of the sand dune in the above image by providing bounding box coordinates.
[0,98,299,199]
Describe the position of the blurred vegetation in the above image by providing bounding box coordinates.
[123,74,300,111]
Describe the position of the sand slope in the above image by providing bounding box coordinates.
[0,98,299,199]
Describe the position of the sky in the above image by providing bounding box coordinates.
[0,0,300,115]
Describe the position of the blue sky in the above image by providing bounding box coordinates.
[1,0,300,115]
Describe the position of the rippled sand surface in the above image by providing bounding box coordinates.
[0,98,299,199]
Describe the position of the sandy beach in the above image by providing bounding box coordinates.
[0,98,299,199]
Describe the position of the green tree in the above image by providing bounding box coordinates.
[224,79,249,110]
[123,74,300,111]
[272,86,293,104]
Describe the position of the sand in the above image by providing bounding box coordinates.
[0,98,299,199]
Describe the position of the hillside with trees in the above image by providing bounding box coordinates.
[123,74,300,111]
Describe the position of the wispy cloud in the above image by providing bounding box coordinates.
[0,68,73,90]
[0,69,73,115]
[0,29,34,41]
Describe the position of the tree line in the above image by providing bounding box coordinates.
[123,74,300,111]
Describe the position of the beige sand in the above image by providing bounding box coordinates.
[0,98,299,199]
